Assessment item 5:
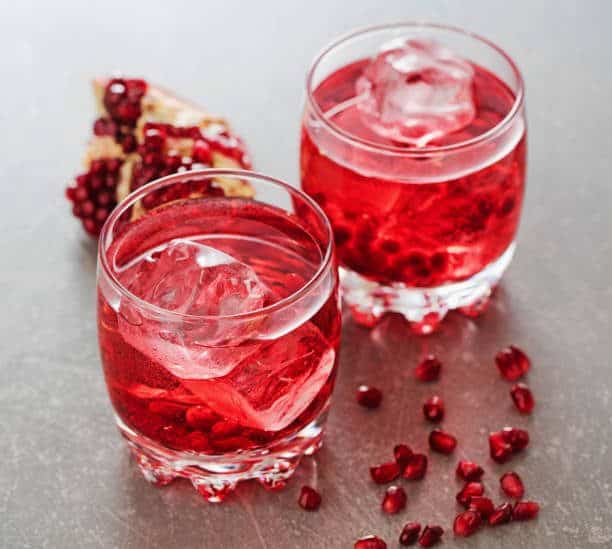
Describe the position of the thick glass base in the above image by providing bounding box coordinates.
[117,409,327,503]
[342,243,515,334]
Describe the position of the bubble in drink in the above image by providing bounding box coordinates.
[356,39,476,146]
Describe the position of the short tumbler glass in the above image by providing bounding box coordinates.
[97,169,340,501]
[300,22,527,333]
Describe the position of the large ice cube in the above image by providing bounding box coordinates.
[356,39,476,147]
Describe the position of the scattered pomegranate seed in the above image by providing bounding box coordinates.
[423,396,444,422]
[415,356,442,382]
[399,522,421,546]
[456,482,485,507]
[428,429,457,454]
[298,486,321,511]
[418,525,444,547]
[354,535,387,549]
[393,444,413,471]
[381,485,407,514]
[495,345,531,381]
[370,462,400,484]
[502,427,530,451]
[456,460,484,482]
[510,383,535,414]
[469,496,495,519]
[453,509,482,537]
[402,454,428,480]
[489,431,513,463]
[357,385,383,409]
[488,502,513,526]
[500,471,525,499]
[512,501,540,521]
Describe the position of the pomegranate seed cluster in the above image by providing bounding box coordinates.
[346,346,538,546]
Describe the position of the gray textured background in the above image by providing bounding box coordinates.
[1,1,611,548]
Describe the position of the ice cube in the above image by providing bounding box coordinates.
[182,321,336,431]
[356,39,476,147]
[116,239,269,380]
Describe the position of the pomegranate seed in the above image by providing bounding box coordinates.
[370,462,400,484]
[210,420,240,438]
[185,406,218,430]
[381,485,407,514]
[418,525,443,547]
[456,482,485,507]
[510,383,535,414]
[456,460,484,482]
[495,345,531,381]
[512,501,539,521]
[298,486,321,511]
[356,385,383,409]
[399,522,421,545]
[488,502,513,526]
[489,431,513,463]
[453,510,482,537]
[469,496,495,519]
[428,429,457,454]
[354,535,387,549]
[502,427,530,451]
[192,140,212,164]
[423,395,444,422]
[500,471,525,499]
[415,355,442,382]
[402,454,428,480]
[393,444,413,471]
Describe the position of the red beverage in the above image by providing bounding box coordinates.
[97,171,339,500]
[301,25,527,330]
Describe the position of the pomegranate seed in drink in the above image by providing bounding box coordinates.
[415,356,442,382]
[456,482,485,507]
[488,502,513,526]
[428,429,457,454]
[500,471,525,499]
[456,460,484,482]
[382,485,407,514]
[393,444,414,471]
[399,522,421,545]
[402,454,428,481]
[354,535,387,549]
[453,510,482,537]
[510,383,535,414]
[298,486,322,511]
[418,525,444,547]
[495,346,531,381]
[423,395,444,422]
[370,462,400,484]
[468,496,495,519]
[357,385,383,409]
[512,501,540,521]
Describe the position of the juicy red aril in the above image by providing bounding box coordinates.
[502,427,530,451]
[512,501,540,521]
[381,485,407,514]
[185,406,217,430]
[393,444,413,471]
[429,429,457,454]
[456,482,485,507]
[399,522,421,546]
[500,471,525,499]
[103,78,147,126]
[402,454,428,480]
[469,496,495,519]
[210,420,240,438]
[489,431,513,463]
[495,345,531,381]
[357,385,383,409]
[488,502,513,526]
[456,460,484,482]
[423,395,444,422]
[298,486,321,511]
[415,355,442,382]
[354,535,387,549]
[370,462,400,484]
[510,383,535,414]
[453,510,482,537]
[418,525,443,547]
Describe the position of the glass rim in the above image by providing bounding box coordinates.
[98,168,335,322]
[305,21,525,156]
